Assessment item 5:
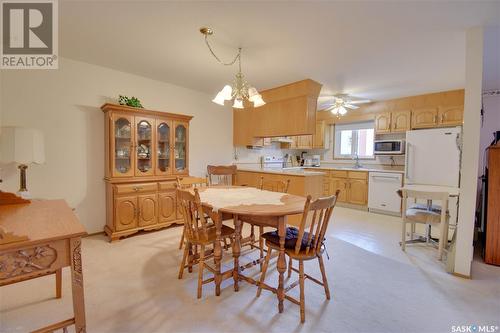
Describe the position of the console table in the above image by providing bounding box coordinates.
[0,199,87,332]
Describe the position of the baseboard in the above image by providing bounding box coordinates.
[452,272,471,279]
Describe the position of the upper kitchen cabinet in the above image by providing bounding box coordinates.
[375,112,392,134]
[313,120,326,148]
[102,103,192,180]
[411,107,439,129]
[233,79,322,145]
[438,105,463,126]
[391,110,411,132]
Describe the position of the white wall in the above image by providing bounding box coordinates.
[455,27,483,277]
[0,58,233,233]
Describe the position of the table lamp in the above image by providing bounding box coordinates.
[0,127,45,199]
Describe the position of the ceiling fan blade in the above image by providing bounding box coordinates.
[321,105,336,111]
[349,99,371,104]
[345,104,360,109]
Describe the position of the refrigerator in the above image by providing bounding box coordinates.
[405,127,461,187]
[404,126,461,230]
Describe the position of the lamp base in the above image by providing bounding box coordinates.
[17,190,32,200]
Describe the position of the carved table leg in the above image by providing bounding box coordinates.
[55,268,62,299]
[277,216,286,313]
[213,212,223,296]
[232,214,242,292]
[70,237,86,332]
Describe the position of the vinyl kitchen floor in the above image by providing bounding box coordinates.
[1,207,499,333]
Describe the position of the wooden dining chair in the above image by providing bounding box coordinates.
[256,190,340,323]
[176,176,209,249]
[177,188,236,298]
[207,165,237,186]
[249,176,291,268]
[399,189,450,260]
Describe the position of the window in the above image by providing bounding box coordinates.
[333,121,374,159]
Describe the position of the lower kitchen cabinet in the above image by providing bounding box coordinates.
[330,178,348,202]
[348,179,368,205]
[315,169,369,206]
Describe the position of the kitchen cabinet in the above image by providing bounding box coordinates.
[411,107,438,129]
[375,112,392,134]
[313,120,326,148]
[233,79,322,144]
[391,110,411,132]
[375,111,411,134]
[348,179,368,205]
[316,169,368,206]
[438,105,463,126]
[102,103,192,242]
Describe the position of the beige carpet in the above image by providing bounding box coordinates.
[1,208,500,333]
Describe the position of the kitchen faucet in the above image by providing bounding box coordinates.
[353,154,362,169]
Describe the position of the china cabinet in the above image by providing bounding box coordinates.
[102,103,192,242]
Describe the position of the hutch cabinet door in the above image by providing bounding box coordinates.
[173,121,189,175]
[411,108,438,129]
[348,179,368,205]
[391,111,411,132]
[438,106,463,126]
[138,193,157,226]
[158,191,177,223]
[111,114,135,178]
[115,196,138,231]
[156,118,172,176]
[135,116,156,177]
[375,112,392,134]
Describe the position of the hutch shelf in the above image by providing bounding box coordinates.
[102,103,192,242]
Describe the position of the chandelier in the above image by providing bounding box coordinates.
[200,27,265,109]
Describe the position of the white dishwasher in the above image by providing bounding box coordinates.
[368,172,403,215]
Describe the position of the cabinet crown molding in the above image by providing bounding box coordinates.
[101,103,193,121]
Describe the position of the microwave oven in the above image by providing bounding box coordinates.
[373,140,405,155]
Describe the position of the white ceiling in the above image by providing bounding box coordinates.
[60,1,500,102]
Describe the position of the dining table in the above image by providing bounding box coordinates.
[190,186,306,313]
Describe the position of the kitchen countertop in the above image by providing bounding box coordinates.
[237,167,326,177]
[303,166,405,174]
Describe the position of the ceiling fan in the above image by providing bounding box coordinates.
[318,94,371,115]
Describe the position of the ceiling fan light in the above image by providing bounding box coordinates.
[252,95,266,107]
[212,91,226,106]
[339,106,348,115]
[221,85,233,100]
[331,107,339,115]
[233,98,244,109]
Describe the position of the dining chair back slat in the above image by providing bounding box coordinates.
[295,191,339,255]
[177,188,209,242]
[207,165,237,186]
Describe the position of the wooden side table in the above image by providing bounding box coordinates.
[0,199,87,333]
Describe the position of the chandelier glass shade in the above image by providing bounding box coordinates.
[201,27,265,109]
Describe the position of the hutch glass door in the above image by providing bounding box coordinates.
[173,122,188,174]
[135,117,155,176]
[156,119,171,175]
[113,116,133,177]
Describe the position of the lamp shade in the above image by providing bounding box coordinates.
[0,127,45,165]
[212,91,226,106]
[232,98,244,109]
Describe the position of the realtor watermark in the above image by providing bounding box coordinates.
[1,0,58,69]
[451,325,499,333]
